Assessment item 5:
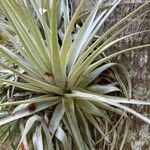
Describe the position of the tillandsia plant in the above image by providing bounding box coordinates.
[0,0,150,149]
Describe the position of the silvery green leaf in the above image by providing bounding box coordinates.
[18,115,42,148]
[67,0,103,71]
[0,100,60,126]
[65,98,86,150]
[84,113,110,143]
[79,63,117,87]
[49,102,65,135]
[12,104,29,115]
[19,121,29,150]
[86,84,121,94]
[76,106,95,150]
[32,125,43,150]
[77,100,110,122]
[42,121,54,150]
[55,126,68,150]
[67,91,150,124]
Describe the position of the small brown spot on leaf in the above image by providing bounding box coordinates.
[19,142,25,150]
[28,103,36,112]
[44,71,54,78]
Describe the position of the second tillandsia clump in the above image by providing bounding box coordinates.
[0,0,150,149]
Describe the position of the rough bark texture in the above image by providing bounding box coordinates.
[72,0,150,149]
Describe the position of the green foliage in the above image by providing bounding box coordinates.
[0,0,150,149]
